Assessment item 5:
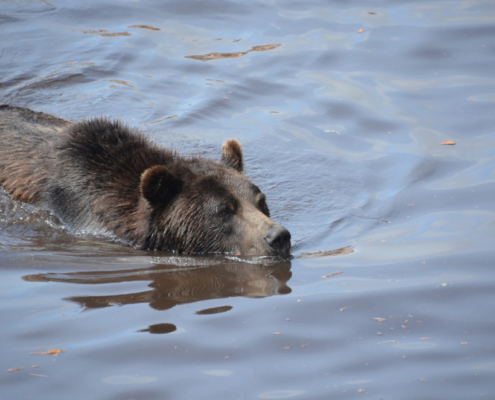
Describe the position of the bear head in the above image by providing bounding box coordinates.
[138,139,291,256]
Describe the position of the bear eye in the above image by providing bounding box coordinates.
[218,205,235,219]
[257,196,266,208]
[256,194,270,217]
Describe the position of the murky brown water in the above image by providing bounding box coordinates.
[2,0,495,399]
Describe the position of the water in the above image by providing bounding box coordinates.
[1,0,495,398]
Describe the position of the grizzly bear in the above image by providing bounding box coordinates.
[0,105,291,256]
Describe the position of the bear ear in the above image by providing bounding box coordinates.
[221,139,243,173]
[140,165,183,206]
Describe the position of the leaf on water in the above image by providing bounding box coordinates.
[8,367,24,372]
[29,373,48,378]
[418,378,427,382]
[357,29,365,34]
[105,79,134,88]
[83,30,131,37]
[440,140,456,145]
[374,318,386,322]
[186,44,280,61]
[461,342,468,345]
[83,30,108,34]
[420,337,430,340]
[149,115,178,124]
[31,349,65,356]
[186,52,247,61]
[101,32,131,37]
[251,44,281,51]
[128,25,161,31]
[273,332,282,335]
[322,271,343,278]
[299,246,354,258]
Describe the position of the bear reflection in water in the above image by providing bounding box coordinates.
[23,259,292,312]
[0,105,291,256]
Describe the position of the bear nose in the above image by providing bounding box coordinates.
[264,226,291,256]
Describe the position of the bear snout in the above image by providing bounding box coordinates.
[264,226,291,256]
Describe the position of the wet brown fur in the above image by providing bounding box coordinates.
[0,105,69,203]
[221,139,243,173]
[0,105,291,255]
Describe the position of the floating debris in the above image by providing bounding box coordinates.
[31,349,65,356]
[128,25,160,31]
[29,373,48,378]
[8,367,24,372]
[299,246,354,258]
[104,79,134,88]
[83,30,130,37]
[322,271,344,279]
[186,44,280,61]
[148,115,178,124]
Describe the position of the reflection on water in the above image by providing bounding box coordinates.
[138,323,177,334]
[196,305,233,315]
[23,260,292,311]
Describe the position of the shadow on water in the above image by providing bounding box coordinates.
[22,258,293,312]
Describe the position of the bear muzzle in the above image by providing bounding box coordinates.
[239,205,291,256]
[264,226,291,256]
